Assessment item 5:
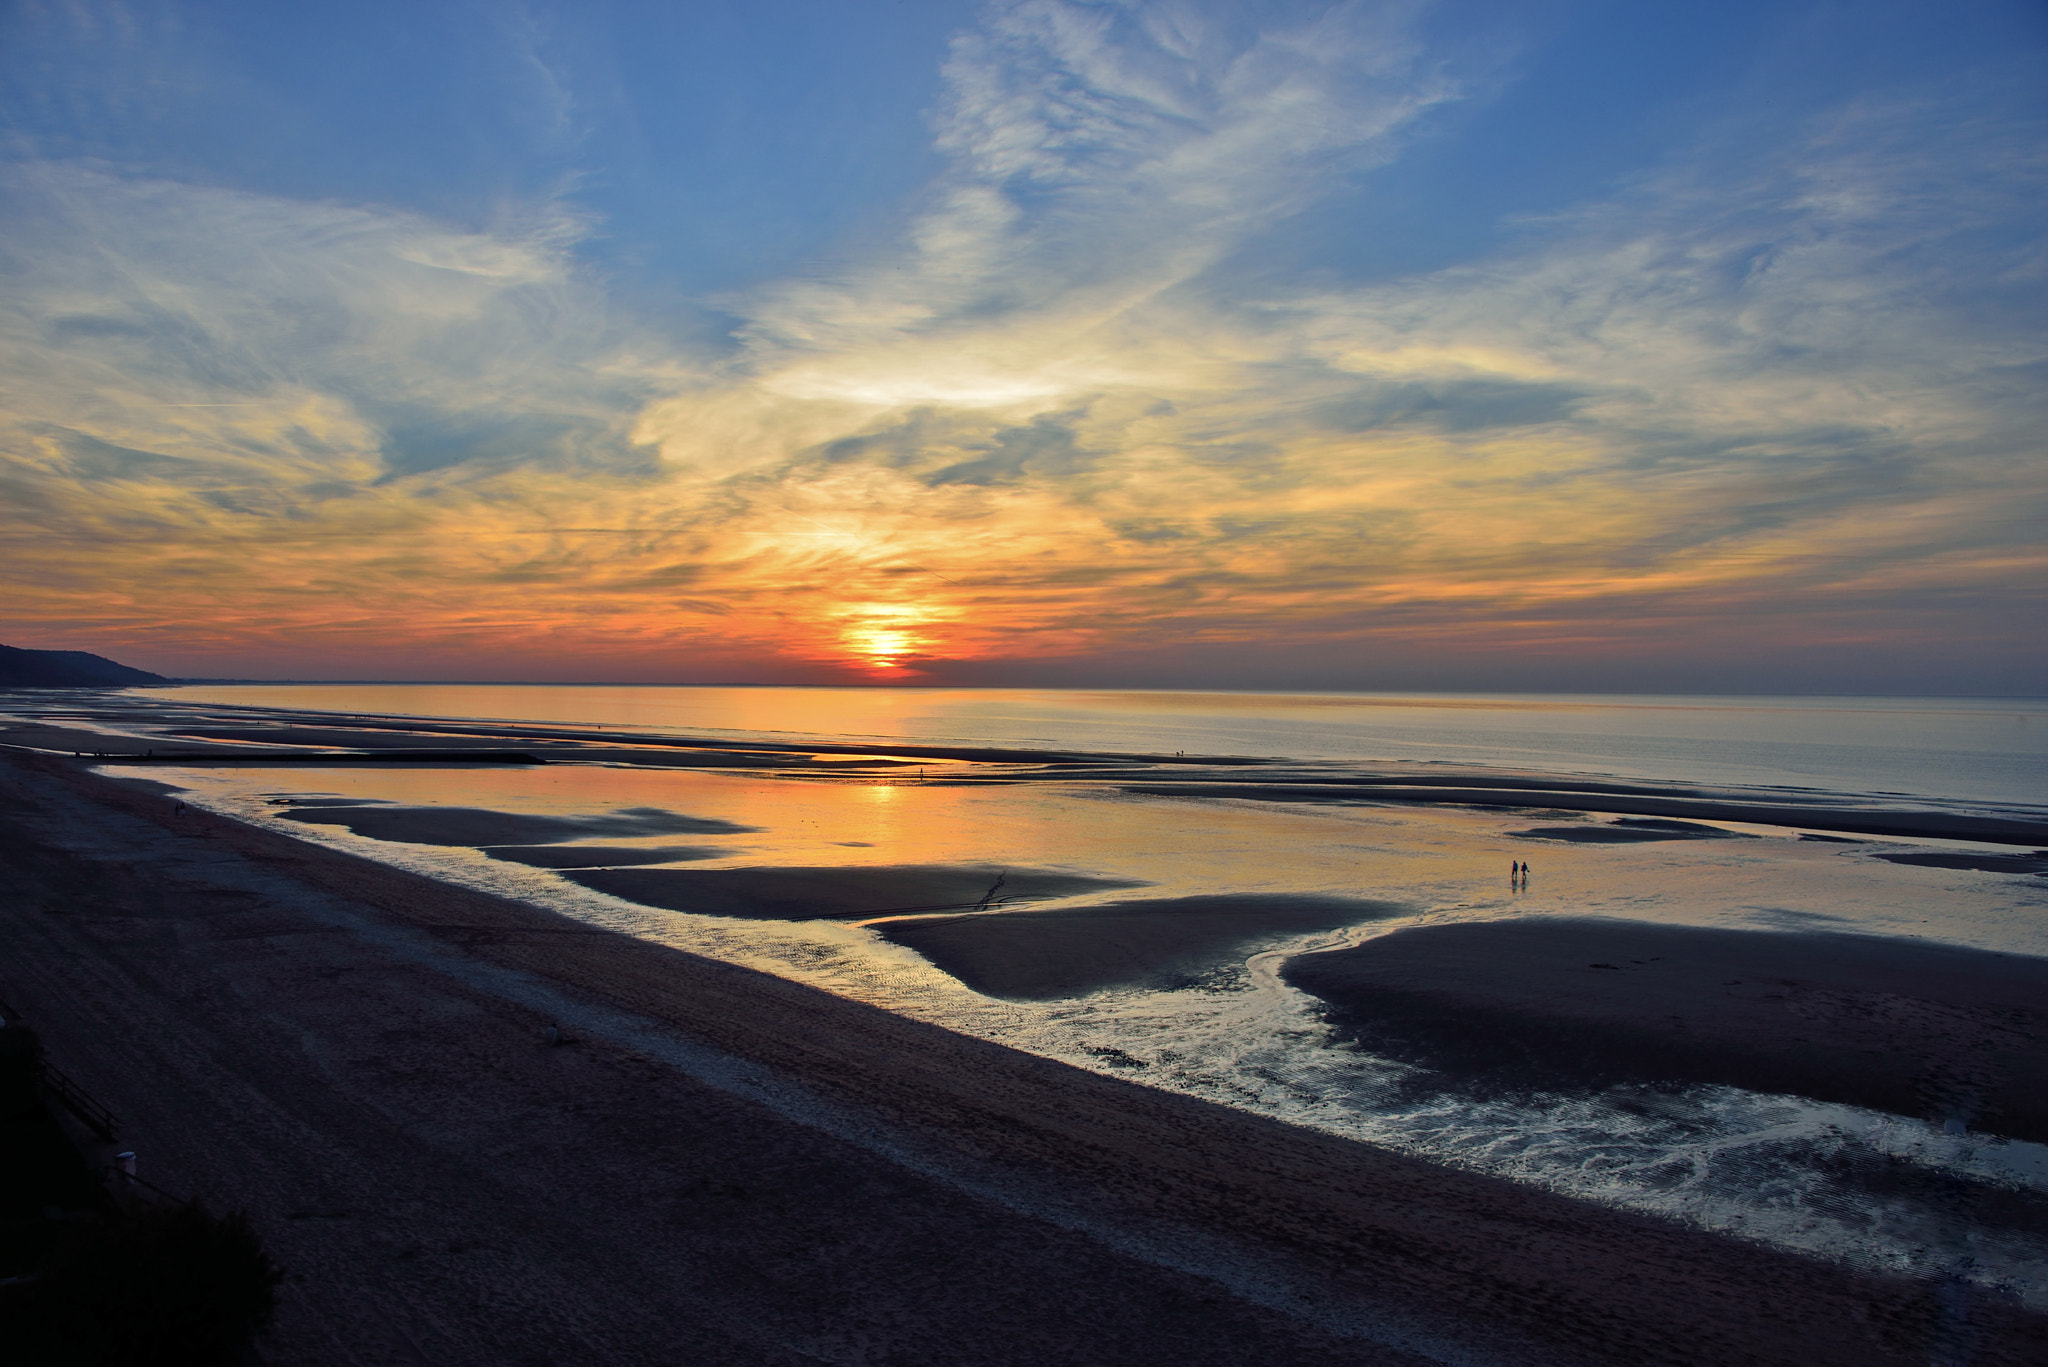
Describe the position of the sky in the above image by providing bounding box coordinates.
[1,0,2043,692]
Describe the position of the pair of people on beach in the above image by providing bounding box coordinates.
[1511,859,1531,882]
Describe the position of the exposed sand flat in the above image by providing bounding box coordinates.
[277,801,757,846]
[166,726,918,769]
[170,725,552,752]
[0,721,545,765]
[130,749,547,765]
[1284,918,2048,1143]
[1123,783,2048,845]
[481,844,731,868]
[1873,850,2048,876]
[0,723,242,757]
[4,748,2044,1365]
[877,893,1414,999]
[561,863,1146,920]
[1509,817,1756,843]
[171,725,571,750]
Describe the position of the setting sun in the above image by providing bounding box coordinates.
[835,603,951,674]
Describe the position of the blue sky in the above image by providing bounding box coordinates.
[2,0,2043,688]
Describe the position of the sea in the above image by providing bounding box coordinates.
[156,683,2048,807]
[35,684,2048,1301]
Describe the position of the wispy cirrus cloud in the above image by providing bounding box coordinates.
[623,5,2044,678]
[0,162,693,652]
[715,0,1451,412]
[1,0,2041,687]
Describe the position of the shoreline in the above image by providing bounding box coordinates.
[3,746,2045,1363]
[9,698,2044,845]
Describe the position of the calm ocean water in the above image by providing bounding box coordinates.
[158,684,2048,808]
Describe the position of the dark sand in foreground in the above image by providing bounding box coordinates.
[4,745,2047,1363]
[878,893,1413,999]
[1285,918,2048,1142]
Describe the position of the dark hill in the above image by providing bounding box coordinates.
[0,644,168,687]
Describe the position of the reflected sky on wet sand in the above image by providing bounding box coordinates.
[136,751,2048,1304]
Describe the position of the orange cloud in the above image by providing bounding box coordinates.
[1,19,2040,688]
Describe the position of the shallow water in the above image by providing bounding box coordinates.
[156,683,2048,808]
[9,684,2048,1301]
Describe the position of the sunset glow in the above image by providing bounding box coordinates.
[1,1,2041,690]
[839,606,945,674]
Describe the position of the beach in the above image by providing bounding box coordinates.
[5,687,2048,1360]
[875,893,1414,999]
[1283,919,2048,1144]
[6,745,2047,1365]
[10,0,2044,1355]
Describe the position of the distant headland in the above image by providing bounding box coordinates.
[0,643,167,688]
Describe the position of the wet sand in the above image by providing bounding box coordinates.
[877,894,1414,999]
[163,724,925,769]
[276,800,756,846]
[1873,850,2048,876]
[482,844,731,868]
[560,863,1147,920]
[1124,781,2048,844]
[3,746,2045,1364]
[1509,817,1756,843]
[1285,918,2048,1142]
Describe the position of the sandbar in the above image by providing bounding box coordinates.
[1284,917,2048,1141]
[1123,782,2048,845]
[562,863,1147,920]
[277,801,755,846]
[1873,850,2048,876]
[164,725,916,770]
[482,844,731,868]
[1509,817,1755,843]
[879,893,1414,999]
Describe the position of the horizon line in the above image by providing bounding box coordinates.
[140,680,2048,701]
